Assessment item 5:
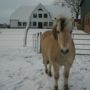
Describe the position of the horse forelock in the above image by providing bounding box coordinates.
[52,16,72,39]
[60,18,66,31]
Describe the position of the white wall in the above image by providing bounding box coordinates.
[10,20,18,28]
[30,4,52,28]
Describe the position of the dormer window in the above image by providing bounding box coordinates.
[38,8,43,11]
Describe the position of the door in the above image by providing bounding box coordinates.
[38,22,42,28]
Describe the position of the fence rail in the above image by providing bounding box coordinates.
[73,30,90,55]
[0,29,90,55]
[33,30,90,55]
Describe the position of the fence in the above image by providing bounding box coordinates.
[32,32,41,52]
[72,30,90,55]
[33,30,90,55]
[0,29,90,55]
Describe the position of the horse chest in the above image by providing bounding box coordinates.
[55,53,70,65]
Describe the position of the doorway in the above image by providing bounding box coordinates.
[38,22,43,28]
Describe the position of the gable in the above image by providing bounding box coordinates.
[30,3,52,20]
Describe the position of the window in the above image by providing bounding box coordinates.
[44,22,48,26]
[49,22,53,26]
[23,22,27,26]
[33,22,37,26]
[33,14,37,18]
[18,22,21,26]
[38,14,42,18]
[44,14,48,18]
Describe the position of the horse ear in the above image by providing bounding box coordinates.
[52,17,58,39]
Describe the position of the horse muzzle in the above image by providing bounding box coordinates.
[60,48,69,55]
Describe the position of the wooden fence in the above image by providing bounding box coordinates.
[33,30,90,55]
[0,29,89,55]
[72,30,90,55]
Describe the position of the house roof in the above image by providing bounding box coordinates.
[10,3,71,21]
[10,5,35,21]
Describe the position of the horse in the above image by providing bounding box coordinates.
[40,16,75,90]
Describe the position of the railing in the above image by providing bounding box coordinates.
[72,30,90,55]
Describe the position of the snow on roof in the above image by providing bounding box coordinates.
[10,6,36,21]
[10,3,71,21]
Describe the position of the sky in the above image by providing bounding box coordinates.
[0,0,54,24]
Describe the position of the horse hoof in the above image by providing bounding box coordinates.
[45,69,48,74]
[64,84,69,90]
[54,86,58,90]
[48,72,52,77]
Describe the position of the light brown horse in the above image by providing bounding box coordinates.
[40,16,75,90]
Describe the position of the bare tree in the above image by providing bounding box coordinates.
[23,17,30,47]
[64,0,81,19]
[54,0,81,19]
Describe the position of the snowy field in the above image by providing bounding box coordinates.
[0,29,90,90]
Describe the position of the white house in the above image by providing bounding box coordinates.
[10,3,72,28]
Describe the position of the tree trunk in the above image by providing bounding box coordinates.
[23,20,30,47]
[23,27,29,47]
[76,13,79,20]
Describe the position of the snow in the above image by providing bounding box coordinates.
[0,28,90,90]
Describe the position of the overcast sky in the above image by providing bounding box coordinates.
[0,0,54,23]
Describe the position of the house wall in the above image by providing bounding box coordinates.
[10,19,27,28]
[84,12,90,33]
[10,4,53,29]
[81,0,90,33]
[10,20,18,28]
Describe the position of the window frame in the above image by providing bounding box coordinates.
[33,22,37,26]
[44,14,48,18]
[44,22,48,26]
[38,14,42,18]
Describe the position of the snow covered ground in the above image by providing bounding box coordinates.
[0,29,90,90]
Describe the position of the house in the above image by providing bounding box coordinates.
[10,3,71,28]
[0,23,9,28]
[80,0,90,33]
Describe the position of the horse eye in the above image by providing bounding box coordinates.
[70,30,72,34]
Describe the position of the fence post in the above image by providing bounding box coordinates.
[39,32,42,53]
[32,32,42,53]
[33,34,35,50]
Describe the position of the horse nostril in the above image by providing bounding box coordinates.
[61,48,69,54]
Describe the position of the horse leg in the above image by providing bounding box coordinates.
[64,65,71,90]
[48,62,52,77]
[53,62,59,90]
[43,57,48,74]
